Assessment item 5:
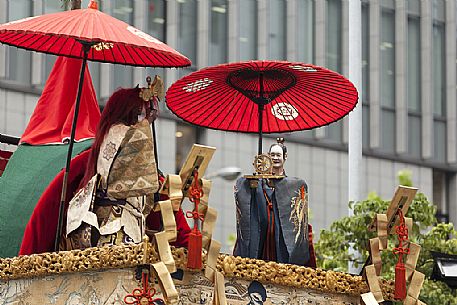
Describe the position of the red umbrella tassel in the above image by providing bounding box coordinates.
[187,227,203,269]
[394,259,407,300]
[186,169,204,269]
[393,209,410,300]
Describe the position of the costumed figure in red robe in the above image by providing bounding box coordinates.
[20,87,190,255]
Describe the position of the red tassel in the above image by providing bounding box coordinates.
[187,227,202,269]
[394,262,407,300]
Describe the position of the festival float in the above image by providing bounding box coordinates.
[0,2,427,305]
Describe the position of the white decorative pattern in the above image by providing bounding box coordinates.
[289,65,317,72]
[127,26,164,44]
[183,78,213,92]
[271,102,299,121]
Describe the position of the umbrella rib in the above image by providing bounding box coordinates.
[130,46,146,66]
[245,99,256,132]
[6,32,34,47]
[185,84,233,128]
[279,89,312,129]
[172,79,240,129]
[168,76,231,114]
[56,37,70,57]
[264,78,279,133]
[117,44,129,65]
[150,48,175,67]
[123,45,136,65]
[281,89,322,128]
[222,91,247,130]
[270,79,295,131]
[234,93,249,131]
[34,34,55,53]
[155,49,173,67]
[18,33,44,50]
[296,90,342,124]
[109,43,117,65]
[303,88,351,116]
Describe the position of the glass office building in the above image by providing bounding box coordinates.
[1,0,456,252]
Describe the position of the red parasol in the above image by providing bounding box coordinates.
[0,0,191,250]
[0,2,190,67]
[166,60,358,154]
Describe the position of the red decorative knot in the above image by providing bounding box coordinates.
[392,208,410,300]
[88,0,98,9]
[392,209,410,257]
[186,169,205,223]
[124,272,163,305]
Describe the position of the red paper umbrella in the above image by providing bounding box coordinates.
[166,60,358,154]
[0,0,191,251]
[0,2,190,67]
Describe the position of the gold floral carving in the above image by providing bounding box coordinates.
[0,244,395,300]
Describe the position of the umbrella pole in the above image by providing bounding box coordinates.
[54,42,92,251]
[258,104,264,155]
[152,122,159,169]
[258,73,265,155]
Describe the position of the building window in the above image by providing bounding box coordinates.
[325,0,343,144]
[432,24,445,117]
[407,17,421,158]
[380,9,395,153]
[145,0,166,90]
[297,0,314,63]
[177,0,197,81]
[433,22,446,162]
[6,1,32,84]
[362,3,369,148]
[361,4,369,104]
[433,170,449,223]
[111,0,134,90]
[178,0,197,66]
[380,10,395,108]
[42,2,64,85]
[147,0,165,41]
[239,1,258,61]
[326,0,342,73]
[175,123,200,174]
[407,0,421,15]
[209,0,228,65]
[268,0,286,60]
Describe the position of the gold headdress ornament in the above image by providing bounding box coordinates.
[139,75,165,102]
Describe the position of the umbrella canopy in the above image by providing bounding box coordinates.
[166,60,357,135]
[0,2,190,67]
[21,56,100,145]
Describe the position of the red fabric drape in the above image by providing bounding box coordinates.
[0,150,13,177]
[20,57,100,145]
[307,224,317,268]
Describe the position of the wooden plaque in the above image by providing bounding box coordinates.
[179,144,216,196]
[385,185,418,234]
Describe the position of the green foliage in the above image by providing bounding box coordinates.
[315,172,457,304]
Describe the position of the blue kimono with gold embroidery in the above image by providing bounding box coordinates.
[233,177,311,266]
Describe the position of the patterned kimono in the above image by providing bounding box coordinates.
[65,120,156,249]
[234,177,312,266]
